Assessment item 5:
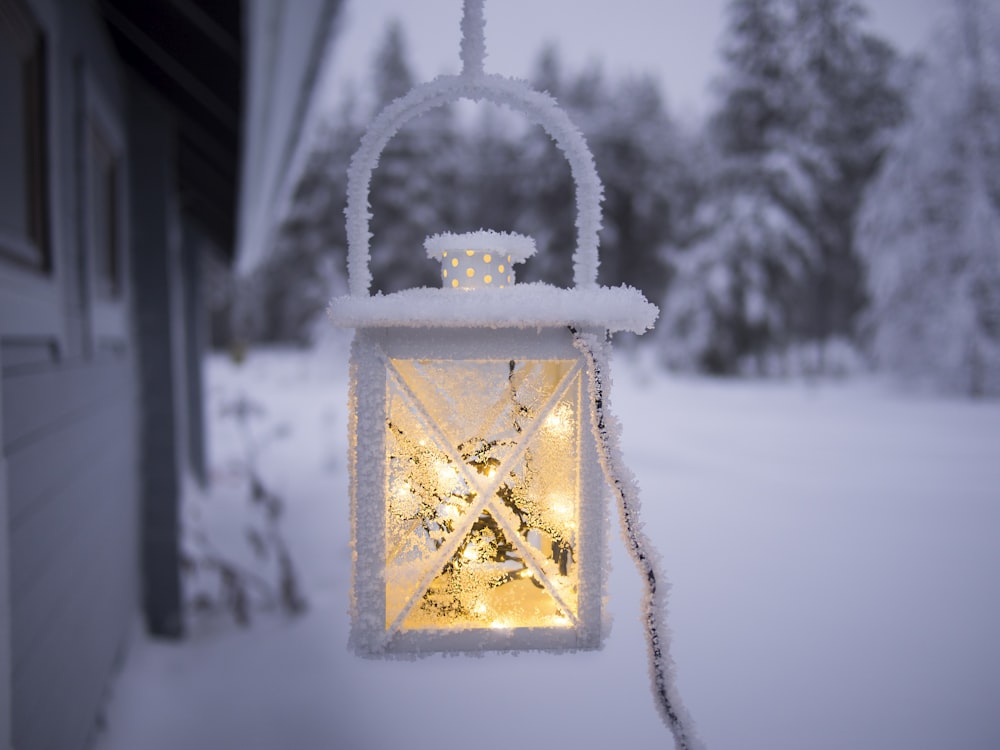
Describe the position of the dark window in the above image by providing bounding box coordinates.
[90,122,121,297]
[0,0,49,270]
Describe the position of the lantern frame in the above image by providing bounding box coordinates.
[349,326,609,654]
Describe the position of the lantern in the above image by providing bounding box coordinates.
[329,2,657,656]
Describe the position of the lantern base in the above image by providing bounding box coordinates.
[369,623,603,657]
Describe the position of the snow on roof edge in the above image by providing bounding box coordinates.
[327,283,659,335]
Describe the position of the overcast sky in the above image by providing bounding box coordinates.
[323,0,945,121]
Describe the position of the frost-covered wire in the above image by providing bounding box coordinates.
[460,0,486,77]
[572,328,703,750]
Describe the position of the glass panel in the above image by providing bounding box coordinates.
[385,358,581,633]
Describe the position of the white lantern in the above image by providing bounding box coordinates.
[329,4,657,657]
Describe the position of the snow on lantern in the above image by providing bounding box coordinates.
[330,5,702,745]
[336,228,653,654]
[329,1,658,657]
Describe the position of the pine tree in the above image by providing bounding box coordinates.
[789,0,904,347]
[858,0,1000,396]
[660,0,817,373]
[660,0,903,374]
[519,48,696,299]
[366,20,462,293]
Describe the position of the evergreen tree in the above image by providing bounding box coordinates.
[520,49,696,299]
[367,20,461,293]
[789,0,904,346]
[858,0,1000,396]
[590,73,697,300]
[660,0,817,373]
[660,0,902,374]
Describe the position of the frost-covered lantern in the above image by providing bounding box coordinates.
[329,1,657,656]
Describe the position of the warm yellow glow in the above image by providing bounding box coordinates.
[442,269,448,278]
[483,254,492,263]
[442,251,448,257]
[484,274,493,284]
[452,279,459,288]
[498,264,505,273]
[435,459,459,487]
[543,406,569,433]
[384,358,583,634]
[451,258,459,267]
[548,495,576,529]
[466,268,475,278]
[466,250,475,256]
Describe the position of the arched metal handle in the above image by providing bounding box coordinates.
[345,73,604,297]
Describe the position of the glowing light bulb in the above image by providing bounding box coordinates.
[435,460,459,487]
[542,403,573,437]
[548,495,576,529]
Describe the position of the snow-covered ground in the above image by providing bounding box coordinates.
[95,336,1000,750]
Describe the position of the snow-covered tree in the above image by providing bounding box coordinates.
[660,0,902,374]
[660,0,817,373]
[515,49,698,300]
[858,0,1000,396]
[367,21,461,293]
[589,73,699,299]
[789,0,904,345]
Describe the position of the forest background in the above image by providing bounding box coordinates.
[213,0,1000,397]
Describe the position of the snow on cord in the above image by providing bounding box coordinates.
[572,328,703,750]
[345,70,604,295]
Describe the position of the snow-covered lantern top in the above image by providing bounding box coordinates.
[425,230,535,290]
[329,0,658,657]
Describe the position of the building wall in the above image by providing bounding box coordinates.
[2,349,138,750]
[1,0,170,747]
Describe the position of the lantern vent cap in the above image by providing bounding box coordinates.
[424,230,536,263]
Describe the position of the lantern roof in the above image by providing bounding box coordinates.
[328,283,658,334]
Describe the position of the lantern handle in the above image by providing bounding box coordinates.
[345,72,604,297]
